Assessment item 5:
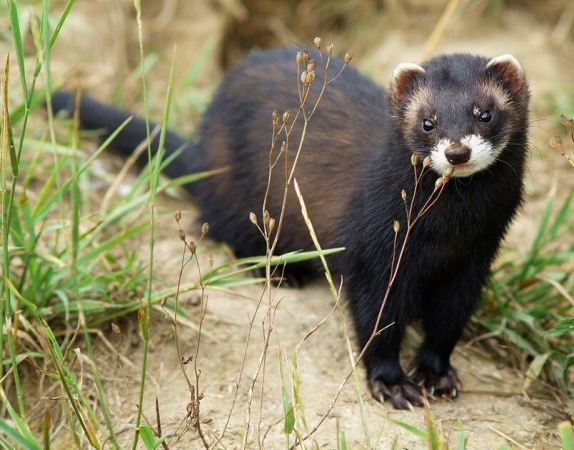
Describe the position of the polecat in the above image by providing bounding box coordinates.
[51,48,530,409]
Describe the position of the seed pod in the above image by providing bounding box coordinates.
[263,209,270,225]
[326,42,334,54]
[307,59,316,71]
[283,111,291,124]
[188,241,197,253]
[202,222,209,234]
[393,220,400,233]
[272,110,279,126]
[314,37,321,49]
[411,153,419,166]
[296,51,303,65]
[308,70,316,83]
[268,218,275,233]
[423,156,431,167]
[344,52,353,63]
[550,135,563,148]
[301,70,315,85]
[442,167,454,183]
[249,212,257,224]
[435,177,444,189]
[301,50,310,63]
[178,229,186,241]
[401,190,407,201]
[175,209,182,223]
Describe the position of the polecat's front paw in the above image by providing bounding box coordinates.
[410,365,462,399]
[369,375,425,410]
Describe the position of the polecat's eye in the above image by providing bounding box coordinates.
[479,110,492,123]
[422,119,435,132]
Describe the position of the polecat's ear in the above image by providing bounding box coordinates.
[390,63,426,103]
[486,54,527,97]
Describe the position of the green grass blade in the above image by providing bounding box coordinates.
[548,189,573,239]
[279,356,295,436]
[559,421,574,450]
[457,420,467,449]
[339,430,348,450]
[517,192,554,280]
[0,391,41,450]
[0,416,40,450]
[388,418,428,439]
[6,0,28,102]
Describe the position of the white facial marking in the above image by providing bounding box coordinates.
[460,135,495,171]
[430,138,454,175]
[430,134,502,177]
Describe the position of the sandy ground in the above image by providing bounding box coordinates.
[6,0,574,448]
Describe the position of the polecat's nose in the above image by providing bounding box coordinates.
[444,146,471,165]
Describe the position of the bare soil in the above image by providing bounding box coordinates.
[9,0,574,448]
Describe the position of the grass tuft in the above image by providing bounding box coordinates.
[474,113,574,415]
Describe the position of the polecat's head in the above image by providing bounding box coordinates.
[389,53,529,178]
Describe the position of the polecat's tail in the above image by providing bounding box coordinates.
[50,91,197,180]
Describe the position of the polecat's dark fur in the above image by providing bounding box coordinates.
[51,48,530,409]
